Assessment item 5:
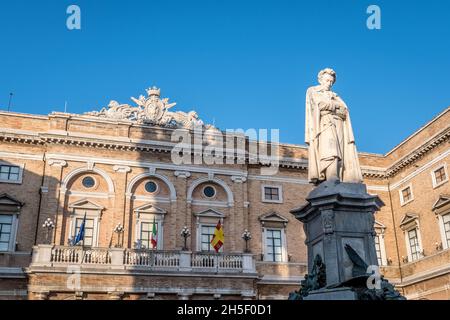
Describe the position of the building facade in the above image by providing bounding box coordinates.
[0,89,449,300]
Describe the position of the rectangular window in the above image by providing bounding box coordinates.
[263,186,281,202]
[443,213,450,249]
[374,235,383,266]
[201,225,217,252]
[401,186,413,205]
[0,165,20,182]
[408,229,421,261]
[74,218,95,247]
[434,167,447,185]
[140,221,158,249]
[0,215,13,251]
[266,229,283,262]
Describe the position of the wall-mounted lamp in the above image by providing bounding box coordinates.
[241,229,252,253]
[113,223,124,248]
[42,218,55,244]
[181,226,191,251]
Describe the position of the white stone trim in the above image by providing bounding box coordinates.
[385,107,450,157]
[68,209,101,247]
[397,263,450,288]
[126,172,176,201]
[174,171,191,179]
[48,160,67,167]
[46,153,247,177]
[231,176,247,183]
[405,284,450,300]
[366,185,389,192]
[403,224,424,263]
[129,195,171,203]
[66,191,110,199]
[0,151,44,161]
[191,200,229,208]
[187,177,234,207]
[0,214,19,252]
[390,148,450,190]
[0,162,25,185]
[113,165,131,173]
[248,175,308,185]
[431,162,448,189]
[374,228,387,266]
[399,183,414,206]
[196,222,223,253]
[437,212,450,250]
[61,166,115,195]
[261,185,283,204]
[262,226,288,263]
[134,210,164,250]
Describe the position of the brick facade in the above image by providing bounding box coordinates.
[0,106,449,300]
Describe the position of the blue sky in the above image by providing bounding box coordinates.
[0,0,449,154]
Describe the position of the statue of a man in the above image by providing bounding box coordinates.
[305,68,363,184]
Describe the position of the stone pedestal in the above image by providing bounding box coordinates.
[291,180,384,288]
[304,287,357,300]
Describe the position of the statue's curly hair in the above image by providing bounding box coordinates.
[318,68,336,84]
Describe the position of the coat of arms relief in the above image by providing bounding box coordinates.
[84,87,208,130]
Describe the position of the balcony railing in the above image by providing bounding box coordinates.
[30,245,256,274]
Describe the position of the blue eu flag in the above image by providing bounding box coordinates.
[74,214,87,245]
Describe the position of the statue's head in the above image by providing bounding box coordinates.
[318,68,336,91]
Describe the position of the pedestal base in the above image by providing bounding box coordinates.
[304,287,357,300]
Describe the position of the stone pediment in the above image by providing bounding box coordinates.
[374,220,386,229]
[194,208,225,218]
[399,213,419,230]
[134,204,167,215]
[0,193,23,207]
[432,195,450,215]
[0,194,23,214]
[68,198,105,210]
[259,212,289,226]
[83,87,214,130]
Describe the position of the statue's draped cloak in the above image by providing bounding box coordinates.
[305,86,363,183]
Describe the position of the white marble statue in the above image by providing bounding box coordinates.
[305,68,363,184]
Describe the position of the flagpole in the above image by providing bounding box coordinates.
[215,250,219,274]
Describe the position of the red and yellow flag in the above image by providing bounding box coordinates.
[211,221,224,253]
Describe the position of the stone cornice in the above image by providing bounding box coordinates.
[0,120,448,177]
[386,127,450,177]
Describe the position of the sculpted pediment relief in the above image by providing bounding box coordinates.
[68,198,105,210]
[134,203,167,215]
[259,212,289,226]
[194,208,225,218]
[84,87,214,130]
[0,193,23,207]
[399,213,419,230]
[432,194,450,215]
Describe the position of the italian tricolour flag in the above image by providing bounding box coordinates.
[151,216,158,249]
